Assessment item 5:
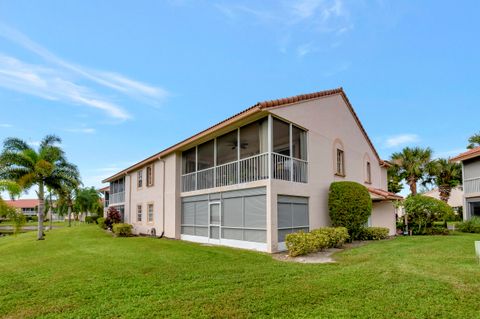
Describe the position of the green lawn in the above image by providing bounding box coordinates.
[1,226,479,318]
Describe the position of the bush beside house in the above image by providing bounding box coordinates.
[112,223,132,237]
[403,195,453,235]
[328,181,372,240]
[285,227,349,257]
[358,227,390,240]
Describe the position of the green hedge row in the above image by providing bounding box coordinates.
[358,227,390,240]
[285,227,349,257]
[457,217,480,233]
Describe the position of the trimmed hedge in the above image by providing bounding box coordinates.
[112,223,132,237]
[457,217,480,233]
[285,227,349,257]
[328,181,372,240]
[358,227,389,240]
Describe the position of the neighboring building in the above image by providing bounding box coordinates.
[452,147,480,220]
[4,199,39,216]
[423,186,464,208]
[99,186,110,217]
[102,88,401,252]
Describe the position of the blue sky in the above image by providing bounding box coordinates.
[0,0,478,198]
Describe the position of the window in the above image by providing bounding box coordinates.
[292,125,307,160]
[182,147,196,174]
[240,118,268,159]
[137,205,142,222]
[366,161,371,183]
[336,149,345,176]
[147,204,154,222]
[197,140,214,170]
[216,130,238,165]
[277,196,309,242]
[137,170,143,188]
[146,165,154,186]
[272,118,290,156]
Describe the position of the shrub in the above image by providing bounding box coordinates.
[31,216,38,222]
[285,231,315,257]
[285,227,350,257]
[97,217,106,229]
[404,195,454,235]
[85,215,99,224]
[112,223,132,237]
[457,217,480,233]
[104,207,122,230]
[358,227,389,240]
[311,227,349,248]
[328,181,372,240]
[425,225,450,235]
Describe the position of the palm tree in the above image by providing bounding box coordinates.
[0,135,80,240]
[431,158,462,203]
[467,132,480,149]
[75,187,100,221]
[57,181,79,227]
[390,147,433,195]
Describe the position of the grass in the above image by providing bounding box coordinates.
[1,226,479,318]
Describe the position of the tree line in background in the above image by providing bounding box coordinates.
[387,147,462,202]
[0,135,102,239]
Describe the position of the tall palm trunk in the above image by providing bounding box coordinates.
[408,177,417,195]
[438,185,451,203]
[37,182,45,240]
[68,204,72,227]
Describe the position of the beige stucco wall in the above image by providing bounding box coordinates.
[269,94,392,243]
[127,152,180,238]
[371,201,397,236]
[423,187,464,208]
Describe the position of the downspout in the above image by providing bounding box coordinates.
[159,157,166,238]
[127,172,131,224]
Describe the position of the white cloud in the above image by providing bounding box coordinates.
[384,134,420,148]
[0,123,12,128]
[215,0,352,54]
[0,54,131,120]
[0,24,169,120]
[66,127,96,134]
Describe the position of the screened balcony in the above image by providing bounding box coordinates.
[181,116,308,193]
[109,178,125,205]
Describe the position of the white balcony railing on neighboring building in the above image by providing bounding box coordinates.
[181,152,307,192]
[109,192,125,204]
[464,177,480,194]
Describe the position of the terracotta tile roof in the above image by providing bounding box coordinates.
[451,146,480,162]
[98,186,110,192]
[4,199,40,209]
[103,87,388,182]
[367,187,403,201]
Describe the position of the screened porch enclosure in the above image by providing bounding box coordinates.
[181,116,308,192]
[181,188,267,249]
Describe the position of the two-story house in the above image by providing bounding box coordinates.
[102,88,400,253]
[452,147,480,220]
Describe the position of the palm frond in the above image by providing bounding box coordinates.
[2,137,32,152]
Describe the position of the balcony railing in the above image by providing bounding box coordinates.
[110,192,125,204]
[181,152,307,192]
[464,177,480,194]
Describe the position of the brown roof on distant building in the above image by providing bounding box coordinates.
[103,88,389,182]
[98,186,109,192]
[451,147,480,162]
[368,187,403,201]
[4,199,39,209]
